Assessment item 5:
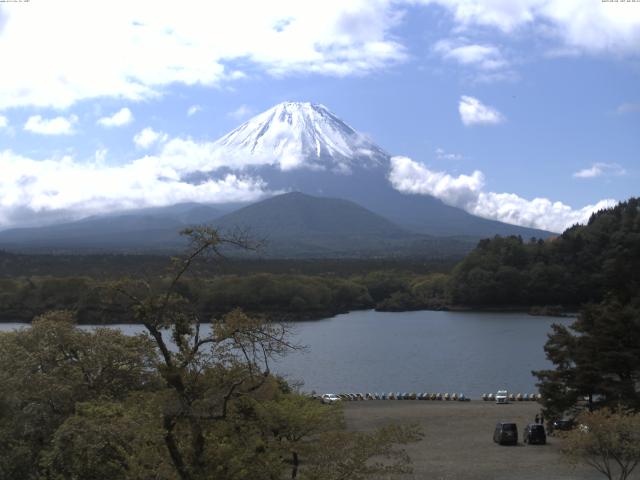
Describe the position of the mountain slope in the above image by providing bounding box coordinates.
[211,102,553,239]
[214,102,387,173]
[0,204,222,252]
[212,192,475,257]
[0,192,476,257]
[215,191,407,239]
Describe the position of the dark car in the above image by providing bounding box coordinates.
[550,418,574,435]
[523,423,546,444]
[493,422,518,445]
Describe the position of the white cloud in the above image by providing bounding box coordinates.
[389,156,484,208]
[158,138,274,172]
[0,1,406,109]
[23,114,77,135]
[187,105,202,116]
[0,149,271,228]
[0,1,636,112]
[133,127,168,149]
[420,0,640,56]
[228,104,254,120]
[97,107,133,127]
[435,147,463,161]
[458,95,505,126]
[389,155,616,232]
[0,116,7,129]
[573,162,626,179]
[433,39,507,70]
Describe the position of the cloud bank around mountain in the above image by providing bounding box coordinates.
[0,148,271,228]
[388,156,616,233]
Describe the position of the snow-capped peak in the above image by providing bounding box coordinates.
[213,102,388,172]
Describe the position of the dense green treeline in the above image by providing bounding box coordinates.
[0,271,447,323]
[0,251,457,278]
[448,198,640,308]
[531,200,640,418]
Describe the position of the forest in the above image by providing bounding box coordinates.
[1,198,639,323]
[448,197,640,308]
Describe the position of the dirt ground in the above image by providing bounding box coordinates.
[344,400,607,480]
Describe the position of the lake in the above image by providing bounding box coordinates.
[0,309,572,398]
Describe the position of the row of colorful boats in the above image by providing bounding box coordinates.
[335,392,470,401]
[481,393,542,401]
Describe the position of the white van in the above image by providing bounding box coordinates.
[495,390,509,404]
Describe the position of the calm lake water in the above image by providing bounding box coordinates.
[0,309,572,398]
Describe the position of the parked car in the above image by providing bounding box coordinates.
[493,422,518,445]
[321,393,341,404]
[523,423,546,444]
[495,390,509,404]
[550,418,574,434]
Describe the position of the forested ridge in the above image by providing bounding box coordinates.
[448,197,640,308]
[531,199,640,417]
[0,271,446,323]
[1,198,638,322]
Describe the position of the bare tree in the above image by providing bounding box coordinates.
[562,408,640,480]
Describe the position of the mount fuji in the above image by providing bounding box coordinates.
[0,102,550,256]
[207,102,549,238]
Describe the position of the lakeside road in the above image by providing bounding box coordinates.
[344,401,603,480]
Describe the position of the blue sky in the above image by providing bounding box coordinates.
[0,0,638,230]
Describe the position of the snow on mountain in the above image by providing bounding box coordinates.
[213,102,388,173]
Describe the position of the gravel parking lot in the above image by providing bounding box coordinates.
[344,400,604,480]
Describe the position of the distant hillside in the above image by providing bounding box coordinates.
[0,204,221,253]
[0,192,478,258]
[215,191,407,238]
[212,192,475,258]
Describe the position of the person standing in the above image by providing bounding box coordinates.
[535,413,540,424]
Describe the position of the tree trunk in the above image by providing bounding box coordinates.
[291,451,299,479]
[164,415,191,480]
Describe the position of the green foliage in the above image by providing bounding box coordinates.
[449,198,640,307]
[198,273,373,317]
[0,309,419,479]
[1,269,464,323]
[534,299,640,418]
[0,311,158,479]
[561,408,640,480]
[43,402,137,480]
[0,227,422,480]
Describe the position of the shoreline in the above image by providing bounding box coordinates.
[0,306,578,326]
[0,305,576,325]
